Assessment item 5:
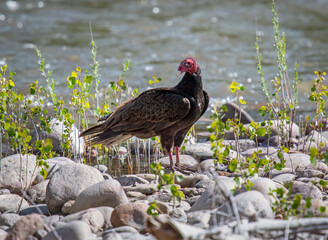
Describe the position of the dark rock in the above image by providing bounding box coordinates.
[115,175,149,186]
[19,204,49,216]
[221,102,254,124]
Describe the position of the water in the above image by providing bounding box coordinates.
[1,0,328,123]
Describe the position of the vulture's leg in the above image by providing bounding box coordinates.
[169,150,174,168]
[175,146,180,167]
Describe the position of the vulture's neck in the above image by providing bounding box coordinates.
[175,67,203,98]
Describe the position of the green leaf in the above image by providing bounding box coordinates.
[6,127,16,137]
[256,128,267,137]
[29,87,36,95]
[35,140,42,149]
[319,206,326,213]
[319,180,327,188]
[84,75,93,84]
[259,106,266,117]
[229,158,238,172]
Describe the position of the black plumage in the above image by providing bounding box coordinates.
[80,58,209,167]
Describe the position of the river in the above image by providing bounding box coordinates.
[1,0,328,123]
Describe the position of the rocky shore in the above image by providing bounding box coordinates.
[1,104,328,239]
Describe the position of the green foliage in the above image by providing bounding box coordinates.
[255,0,299,149]
[270,184,326,219]
[147,201,160,216]
[207,105,231,164]
[148,162,185,215]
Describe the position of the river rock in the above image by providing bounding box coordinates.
[235,177,276,204]
[159,155,198,168]
[289,181,322,200]
[301,199,328,217]
[183,143,214,161]
[0,154,39,194]
[135,174,156,182]
[111,203,149,232]
[96,206,114,229]
[102,226,139,240]
[93,164,108,173]
[61,200,75,214]
[272,173,296,184]
[123,183,158,195]
[0,213,21,227]
[27,179,49,203]
[187,210,211,228]
[6,214,44,240]
[285,153,311,170]
[0,229,7,239]
[258,120,300,142]
[70,179,128,213]
[46,163,104,214]
[43,220,95,240]
[221,102,254,124]
[19,204,49,216]
[176,173,210,188]
[217,190,274,222]
[306,162,328,174]
[146,193,172,203]
[222,139,256,151]
[45,157,75,179]
[0,194,29,212]
[198,159,227,173]
[305,130,328,151]
[297,169,324,178]
[115,175,149,186]
[189,176,238,212]
[62,208,104,233]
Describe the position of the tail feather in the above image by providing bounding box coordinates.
[80,122,131,146]
[88,131,132,146]
[79,124,103,137]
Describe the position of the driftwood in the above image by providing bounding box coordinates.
[148,215,328,240]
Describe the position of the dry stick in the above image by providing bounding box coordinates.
[210,168,243,235]
[21,189,61,240]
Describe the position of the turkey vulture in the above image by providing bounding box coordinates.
[80,57,209,167]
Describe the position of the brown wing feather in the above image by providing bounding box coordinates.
[102,88,191,134]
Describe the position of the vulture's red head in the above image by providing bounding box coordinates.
[178,57,198,74]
